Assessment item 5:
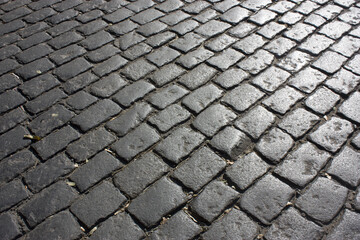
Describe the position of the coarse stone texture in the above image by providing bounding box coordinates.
[205,34,236,53]
[0,108,28,135]
[278,108,320,138]
[331,35,360,57]
[226,152,269,190]
[70,181,127,228]
[202,209,258,240]
[309,117,353,153]
[66,91,97,110]
[192,104,236,137]
[299,34,334,55]
[0,125,31,160]
[112,80,155,107]
[149,210,201,240]
[150,63,185,87]
[128,177,187,227]
[177,47,214,69]
[274,142,330,187]
[19,181,78,227]
[90,73,127,98]
[277,50,313,73]
[327,146,360,187]
[312,51,347,74]
[240,174,294,225]
[345,54,360,75]
[0,179,29,212]
[222,83,265,112]
[352,132,360,149]
[256,128,294,163]
[155,127,205,164]
[24,153,75,192]
[296,177,348,223]
[325,68,360,95]
[178,64,217,90]
[265,207,324,240]
[305,87,340,114]
[263,86,304,115]
[170,33,205,53]
[173,147,226,191]
[182,84,223,113]
[114,152,169,198]
[210,126,252,159]
[288,67,327,93]
[90,212,145,240]
[149,104,190,132]
[19,73,59,99]
[111,124,160,161]
[148,84,189,109]
[327,210,360,240]
[22,211,82,240]
[207,48,244,71]
[190,181,239,223]
[213,68,249,89]
[0,212,21,240]
[264,37,296,57]
[238,49,274,74]
[195,20,231,37]
[235,105,276,139]
[339,91,360,124]
[252,66,291,92]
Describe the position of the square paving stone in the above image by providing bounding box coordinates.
[70,151,121,192]
[256,127,294,163]
[339,91,360,124]
[128,177,187,228]
[0,179,29,212]
[173,147,226,192]
[327,210,360,240]
[0,212,21,240]
[315,4,343,20]
[92,55,128,77]
[0,107,27,135]
[90,212,145,240]
[312,51,347,74]
[193,104,236,137]
[274,142,330,187]
[263,86,304,115]
[170,32,205,53]
[183,1,211,14]
[155,127,205,164]
[228,22,256,38]
[220,6,251,24]
[190,181,239,223]
[277,50,313,73]
[240,174,294,225]
[252,66,291,92]
[299,34,334,55]
[207,48,244,71]
[66,91,97,110]
[327,146,360,187]
[106,102,153,136]
[296,177,348,223]
[178,64,217,90]
[71,181,126,228]
[90,73,127,98]
[310,117,353,153]
[131,8,165,25]
[240,0,272,11]
[150,63,186,87]
[195,19,231,37]
[177,47,214,69]
[123,43,152,61]
[279,11,303,24]
[112,80,155,107]
[21,211,82,240]
[269,0,296,13]
[160,10,190,26]
[305,87,340,114]
[149,210,201,240]
[339,6,360,25]
[257,22,287,39]
[210,126,252,160]
[111,124,160,162]
[265,207,324,240]
[304,13,326,27]
[146,46,180,67]
[205,34,237,53]
[202,208,258,240]
[226,152,269,190]
[319,20,351,39]
[114,152,169,198]
[278,108,320,138]
[345,54,360,75]
[182,84,223,113]
[238,49,274,74]
[264,37,296,57]
[213,68,249,89]
[148,84,189,109]
[18,73,59,100]
[288,67,327,93]
[19,181,78,227]
[331,35,360,57]
[284,23,316,42]
[87,44,120,63]
[235,105,276,139]
[0,90,26,114]
[0,125,31,160]
[249,9,277,25]
[25,88,67,115]
[63,72,98,94]
[149,104,191,132]
[71,99,122,132]
[214,0,239,13]
[0,73,21,94]
[121,59,157,81]
[24,153,75,192]
[295,1,321,14]
[222,83,265,112]
[171,19,199,36]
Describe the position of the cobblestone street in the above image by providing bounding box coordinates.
[0,0,360,239]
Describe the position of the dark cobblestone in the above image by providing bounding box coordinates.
[146,46,180,67]
[0,212,21,240]
[150,63,185,87]
[70,151,121,192]
[90,73,126,98]
[113,80,154,107]
[179,64,217,90]
[25,88,67,114]
[160,10,190,26]
[305,87,340,114]
[240,174,294,225]
[62,71,98,94]
[155,127,204,164]
[122,42,151,60]
[108,19,138,36]
[137,20,167,37]
[103,8,133,24]
[122,59,156,81]
[148,85,188,109]
[171,19,199,35]
[49,45,86,65]
[54,58,92,81]
[19,181,77,227]
[67,127,116,162]
[0,59,20,76]
[265,207,324,239]
[0,125,31,160]
[48,31,83,50]
[296,177,348,223]
[66,91,97,110]
[195,19,231,37]
[0,179,29,212]
[0,73,21,93]
[131,8,164,25]
[77,19,107,35]
[87,44,120,63]
[190,180,239,223]
[71,181,126,228]
[149,104,190,132]
[274,142,330,187]
[0,45,21,61]
[90,212,145,240]
[47,20,80,37]
[182,84,223,113]
[177,47,214,69]
[146,31,176,48]
[256,127,294,163]
[226,152,269,190]
[15,58,54,80]
[0,108,27,135]
[0,89,26,114]
[128,177,187,227]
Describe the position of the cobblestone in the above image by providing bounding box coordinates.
[149,104,190,132]
[288,67,327,93]
[305,87,340,114]
[263,86,304,115]
[339,91,360,124]
[327,210,360,239]
[148,84,188,109]
[0,179,29,211]
[178,64,217,90]
[0,125,31,160]
[0,212,21,240]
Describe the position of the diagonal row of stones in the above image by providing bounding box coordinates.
[0,0,360,239]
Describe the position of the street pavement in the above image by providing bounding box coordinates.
[0,0,360,239]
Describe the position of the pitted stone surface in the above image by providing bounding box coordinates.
[305,87,340,114]
[288,67,327,93]
[296,177,348,223]
[327,210,360,240]
[325,68,360,95]
[263,86,304,115]
[339,91,360,124]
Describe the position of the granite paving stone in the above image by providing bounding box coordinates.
[252,66,291,92]
[284,23,316,42]
[92,55,128,77]
[148,84,189,109]
[0,212,21,240]
[195,19,231,37]
[182,84,223,113]
[274,142,330,187]
[0,125,31,160]
[345,54,360,75]
[339,6,360,25]
[122,42,152,61]
[238,49,274,74]
[277,50,313,73]
[213,68,249,89]
[170,32,205,53]
[331,35,360,57]
[309,117,353,153]
[149,104,190,132]
[178,64,217,90]
[279,11,303,24]
[112,80,155,107]
[66,90,97,110]
[312,51,347,74]
[205,34,236,52]
[90,73,126,98]
[228,22,256,38]
[299,34,334,55]
[220,6,251,24]
[240,174,294,225]
[150,63,185,87]
[263,86,304,115]
[0,108,27,135]
[257,22,287,39]
[0,73,21,93]
[305,87,340,114]
[146,46,180,67]
[269,1,296,14]
[296,177,348,223]
[339,91,360,123]
[288,67,327,93]
[177,47,214,69]
[159,10,190,26]
[327,210,360,239]
[233,33,267,55]
[0,179,29,212]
